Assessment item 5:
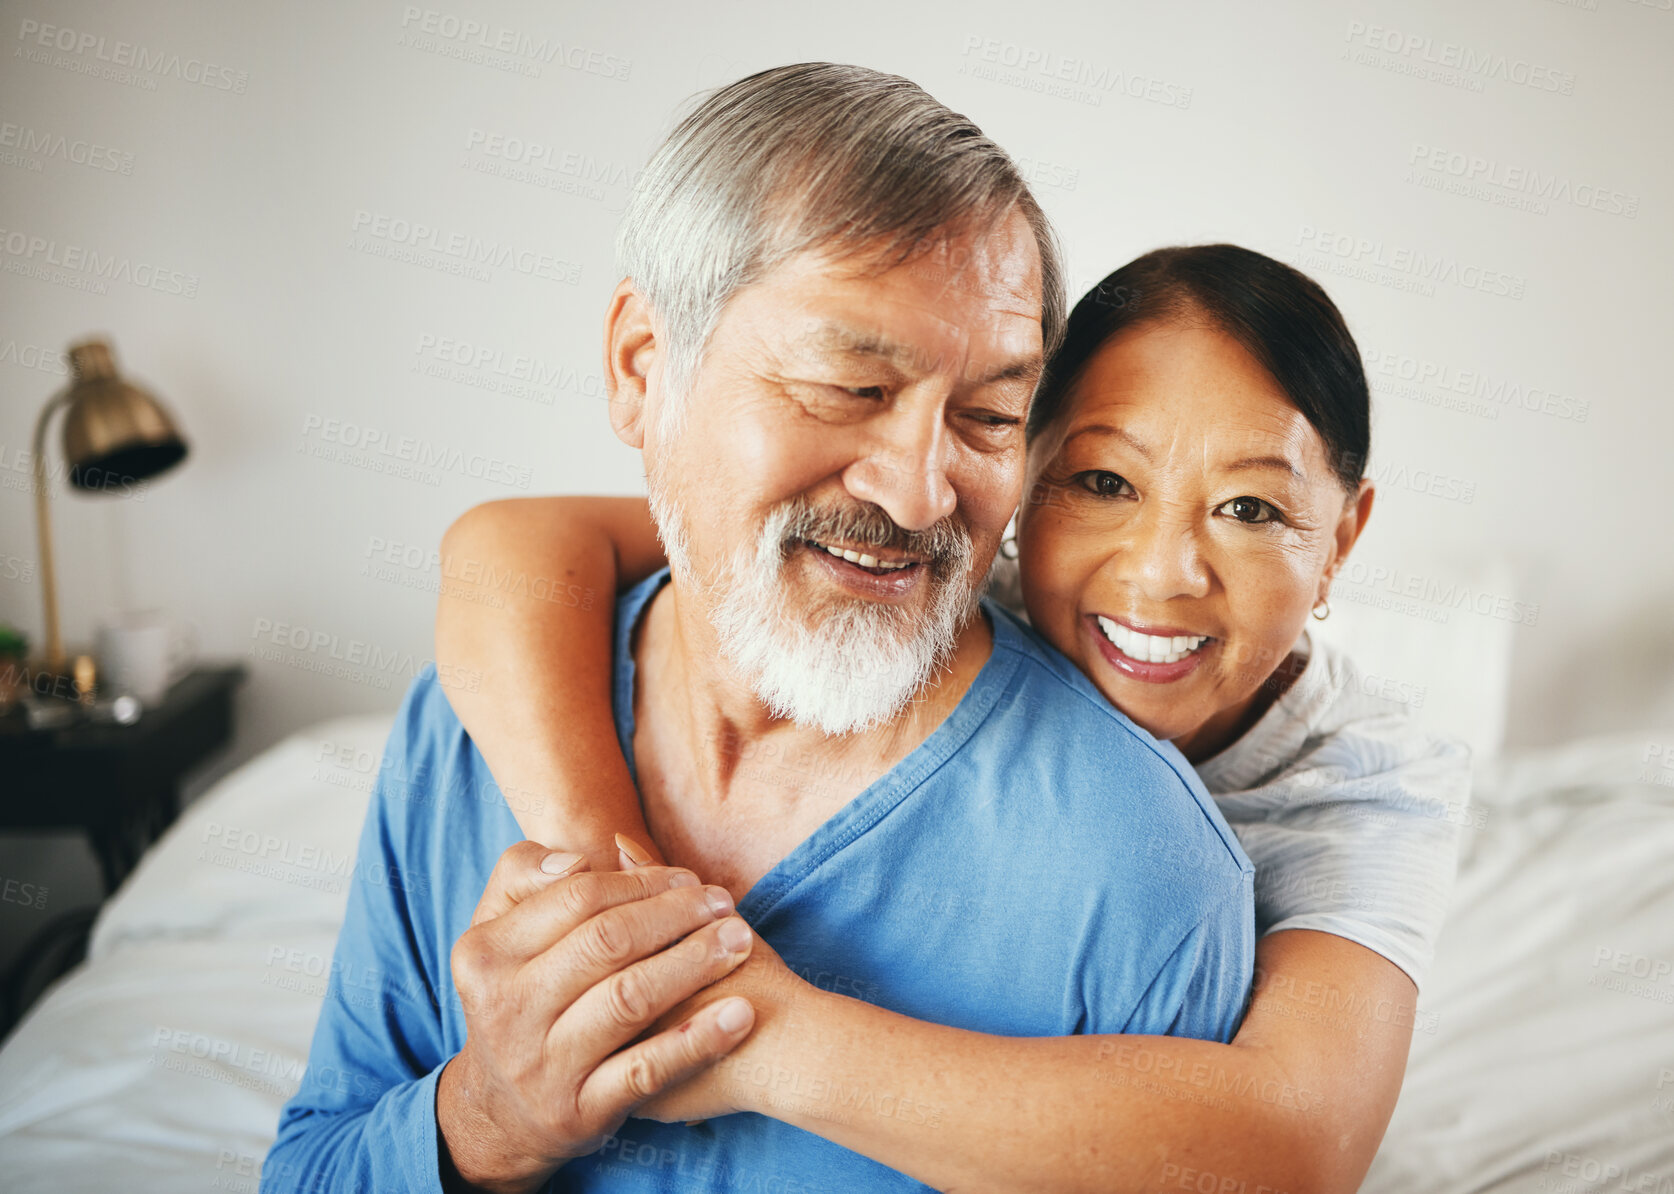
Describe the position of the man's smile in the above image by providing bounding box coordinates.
[803,537,919,572]
[800,540,928,599]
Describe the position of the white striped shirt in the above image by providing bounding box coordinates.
[1194,632,1466,990]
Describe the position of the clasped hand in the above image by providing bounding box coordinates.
[437,838,796,1192]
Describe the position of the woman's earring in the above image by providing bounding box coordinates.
[999,534,1019,561]
[1312,598,1331,621]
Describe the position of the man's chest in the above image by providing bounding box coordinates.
[629,724,890,901]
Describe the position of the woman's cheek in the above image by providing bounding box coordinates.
[1019,519,1093,641]
[1219,535,1325,685]
[1214,635,1278,695]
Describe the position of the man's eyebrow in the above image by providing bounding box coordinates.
[969,355,1042,386]
[798,323,1040,385]
[799,324,921,368]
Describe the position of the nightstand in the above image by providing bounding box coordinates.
[0,664,245,1033]
[0,664,247,892]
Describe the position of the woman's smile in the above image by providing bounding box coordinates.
[1085,613,1214,682]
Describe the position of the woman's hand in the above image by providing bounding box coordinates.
[519,827,667,877]
[604,833,808,1123]
[632,933,807,1124]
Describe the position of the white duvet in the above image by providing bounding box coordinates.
[0,716,385,1194]
[0,715,1670,1192]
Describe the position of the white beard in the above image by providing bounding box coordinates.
[650,484,982,737]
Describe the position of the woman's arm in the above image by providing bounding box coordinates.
[673,928,1414,1194]
[434,496,667,866]
[437,498,1414,1190]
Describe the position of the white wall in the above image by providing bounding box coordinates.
[2,0,1671,773]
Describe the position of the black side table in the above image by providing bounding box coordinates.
[0,664,244,1034]
[0,664,246,893]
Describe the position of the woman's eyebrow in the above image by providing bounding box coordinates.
[1063,423,1152,458]
[1063,424,1307,482]
[1224,455,1305,481]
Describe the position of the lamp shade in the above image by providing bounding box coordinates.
[60,339,188,490]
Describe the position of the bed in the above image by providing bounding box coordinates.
[1,711,1671,1191]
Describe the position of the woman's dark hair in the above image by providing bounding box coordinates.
[1026,244,1370,491]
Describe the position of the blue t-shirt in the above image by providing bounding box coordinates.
[266,571,1254,1193]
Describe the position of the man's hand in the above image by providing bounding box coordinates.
[437,842,757,1193]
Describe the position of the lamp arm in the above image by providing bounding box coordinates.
[31,386,73,671]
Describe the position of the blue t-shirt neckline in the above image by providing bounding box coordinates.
[611,568,1025,922]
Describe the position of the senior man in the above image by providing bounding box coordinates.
[266,63,1253,1193]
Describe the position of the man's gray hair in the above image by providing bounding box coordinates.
[616,62,1067,429]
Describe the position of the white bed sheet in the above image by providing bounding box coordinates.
[1363,732,1674,1192]
[0,714,389,1194]
[1,716,1670,1192]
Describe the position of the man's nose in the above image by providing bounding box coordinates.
[842,403,958,532]
[1114,505,1212,603]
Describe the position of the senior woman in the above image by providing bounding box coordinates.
[432,243,1467,1192]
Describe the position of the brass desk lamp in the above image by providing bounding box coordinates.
[30,338,188,675]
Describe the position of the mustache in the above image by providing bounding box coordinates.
[771,496,973,582]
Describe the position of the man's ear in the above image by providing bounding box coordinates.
[1321,479,1375,599]
[603,278,658,449]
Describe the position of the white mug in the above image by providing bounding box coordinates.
[96,611,196,707]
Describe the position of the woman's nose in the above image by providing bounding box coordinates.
[1115,507,1211,602]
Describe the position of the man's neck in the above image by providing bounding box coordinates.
[626,577,993,898]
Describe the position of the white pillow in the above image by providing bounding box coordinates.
[1309,551,1520,763]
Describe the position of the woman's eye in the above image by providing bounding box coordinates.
[839,384,885,400]
[1217,495,1280,524]
[1074,470,1133,498]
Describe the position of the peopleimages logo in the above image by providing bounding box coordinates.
[247,615,483,696]
[958,35,1193,109]
[1294,224,1527,300]
[463,130,633,186]
[150,1026,302,1094]
[1343,21,1576,95]
[349,210,581,286]
[0,439,151,500]
[1336,560,1539,627]
[0,121,135,174]
[0,225,200,297]
[1365,460,1476,504]
[411,332,609,406]
[1408,143,1639,219]
[297,413,534,490]
[397,7,630,81]
[15,18,250,92]
[0,339,68,376]
[1362,349,1590,424]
